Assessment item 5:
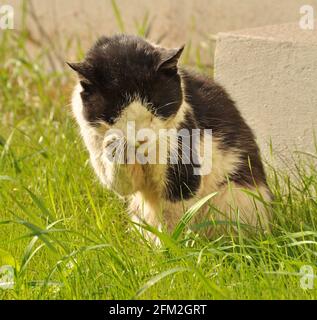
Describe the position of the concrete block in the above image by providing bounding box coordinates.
[214,22,317,163]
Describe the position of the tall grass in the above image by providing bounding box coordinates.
[0,10,317,300]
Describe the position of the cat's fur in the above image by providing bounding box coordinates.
[69,34,272,240]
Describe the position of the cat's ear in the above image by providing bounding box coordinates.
[157,45,185,72]
[66,62,92,79]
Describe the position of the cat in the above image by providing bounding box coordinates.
[68,34,272,241]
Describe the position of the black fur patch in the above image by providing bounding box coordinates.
[164,111,201,202]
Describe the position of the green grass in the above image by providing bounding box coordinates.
[1,21,317,300]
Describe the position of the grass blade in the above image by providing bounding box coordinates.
[172,192,217,241]
[111,0,125,32]
[133,267,189,299]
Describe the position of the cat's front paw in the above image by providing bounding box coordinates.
[101,133,135,195]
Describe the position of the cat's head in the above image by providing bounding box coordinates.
[68,35,184,133]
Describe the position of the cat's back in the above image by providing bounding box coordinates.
[180,69,250,142]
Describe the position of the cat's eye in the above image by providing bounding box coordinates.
[80,81,94,96]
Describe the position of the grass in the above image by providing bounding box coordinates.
[1,12,317,300]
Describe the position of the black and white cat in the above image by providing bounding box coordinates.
[69,34,272,240]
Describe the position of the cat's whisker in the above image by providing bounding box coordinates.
[154,100,180,111]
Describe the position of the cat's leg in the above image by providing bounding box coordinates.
[209,182,272,233]
[128,192,162,246]
[152,184,272,239]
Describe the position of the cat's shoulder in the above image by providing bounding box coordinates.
[180,68,224,95]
